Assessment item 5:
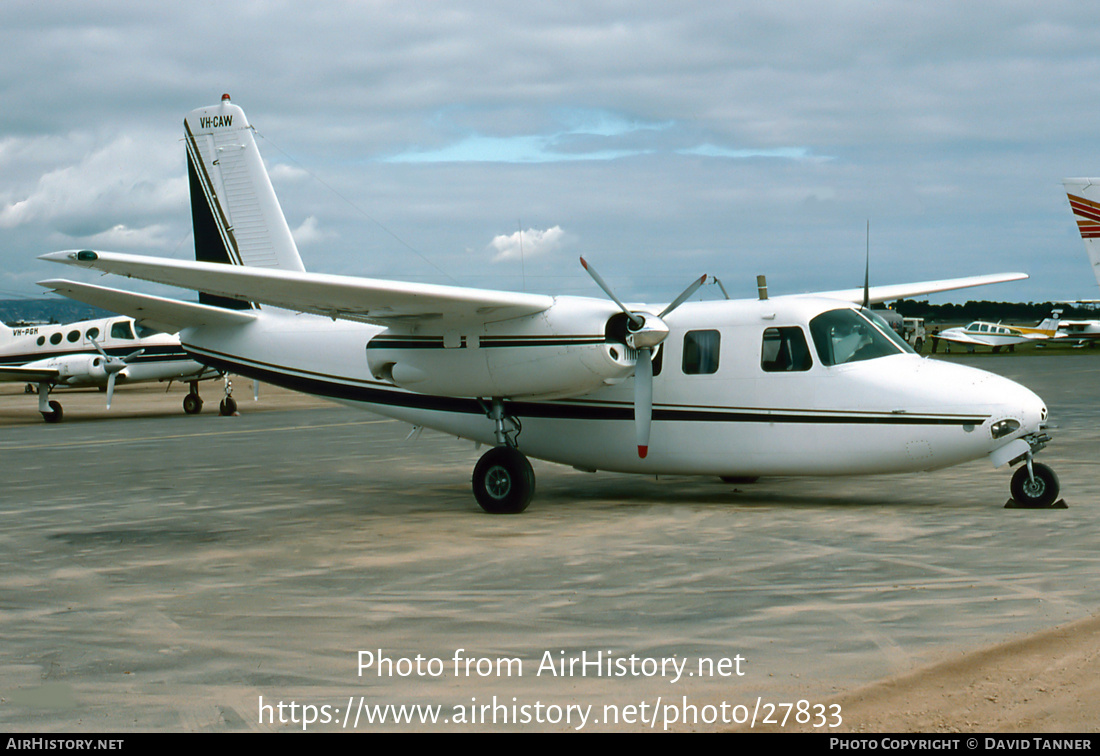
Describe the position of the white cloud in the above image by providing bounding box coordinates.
[291,215,328,247]
[489,225,566,262]
[0,135,184,231]
[79,223,172,250]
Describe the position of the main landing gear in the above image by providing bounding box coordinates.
[182,381,204,415]
[37,382,62,423]
[471,399,533,514]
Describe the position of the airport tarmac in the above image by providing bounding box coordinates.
[0,354,1097,732]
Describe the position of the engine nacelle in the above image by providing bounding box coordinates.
[366,297,639,399]
[32,354,111,386]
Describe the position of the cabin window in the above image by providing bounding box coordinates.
[761,327,812,372]
[682,330,720,374]
[86,328,100,341]
[36,336,45,346]
[110,321,135,340]
[50,333,62,345]
[67,330,80,342]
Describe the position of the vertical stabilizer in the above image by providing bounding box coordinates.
[1063,178,1100,291]
[185,95,305,307]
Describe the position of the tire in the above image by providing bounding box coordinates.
[1010,463,1060,508]
[183,393,203,415]
[913,337,924,353]
[41,400,63,424]
[472,447,535,514]
[219,397,238,416]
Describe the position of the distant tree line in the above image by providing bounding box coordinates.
[888,299,1098,324]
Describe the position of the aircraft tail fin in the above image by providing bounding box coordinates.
[1063,179,1100,291]
[185,95,305,308]
[1035,309,1062,333]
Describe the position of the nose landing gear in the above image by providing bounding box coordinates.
[1005,433,1065,509]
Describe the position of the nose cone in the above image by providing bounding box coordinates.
[909,358,1047,444]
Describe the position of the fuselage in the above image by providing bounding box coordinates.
[180,296,1048,479]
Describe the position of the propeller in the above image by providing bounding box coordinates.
[90,338,144,409]
[580,257,706,458]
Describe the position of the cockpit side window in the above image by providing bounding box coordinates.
[682,330,720,375]
[810,309,907,366]
[761,327,812,372]
[110,321,135,340]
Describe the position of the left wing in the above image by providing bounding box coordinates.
[806,272,1029,305]
[40,250,554,328]
[0,366,61,383]
[38,279,258,333]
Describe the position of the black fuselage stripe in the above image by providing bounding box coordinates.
[188,345,988,427]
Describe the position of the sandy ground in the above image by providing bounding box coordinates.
[0,355,1097,733]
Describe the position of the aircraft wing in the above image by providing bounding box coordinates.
[40,250,555,327]
[806,272,1029,305]
[0,366,61,383]
[37,279,259,333]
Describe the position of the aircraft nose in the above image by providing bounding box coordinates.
[982,371,1046,439]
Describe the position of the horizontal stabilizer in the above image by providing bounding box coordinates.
[40,250,554,327]
[808,272,1029,305]
[37,279,258,333]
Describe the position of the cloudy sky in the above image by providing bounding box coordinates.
[2,1,1098,305]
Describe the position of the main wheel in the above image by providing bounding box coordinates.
[41,400,63,424]
[219,397,238,416]
[472,446,535,514]
[1010,462,1060,508]
[183,393,203,415]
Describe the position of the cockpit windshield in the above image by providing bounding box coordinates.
[809,308,913,366]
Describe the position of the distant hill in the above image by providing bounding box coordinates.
[0,299,114,326]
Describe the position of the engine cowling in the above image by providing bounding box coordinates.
[366,297,639,399]
[32,354,112,386]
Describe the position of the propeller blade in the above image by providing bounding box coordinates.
[580,257,643,327]
[89,337,110,360]
[659,274,708,318]
[106,372,116,410]
[634,348,653,458]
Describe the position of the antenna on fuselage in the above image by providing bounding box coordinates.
[861,219,870,310]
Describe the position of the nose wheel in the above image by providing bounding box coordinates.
[1009,462,1061,509]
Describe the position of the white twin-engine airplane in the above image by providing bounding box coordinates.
[38,95,1061,512]
[0,315,220,422]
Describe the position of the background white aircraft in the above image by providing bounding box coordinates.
[934,314,1061,352]
[0,315,220,422]
[37,96,1060,511]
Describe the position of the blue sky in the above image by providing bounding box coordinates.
[1,2,1098,304]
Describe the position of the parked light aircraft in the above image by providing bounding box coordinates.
[934,313,1061,352]
[37,96,1061,511]
[1059,179,1100,344]
[0,315,221,421]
